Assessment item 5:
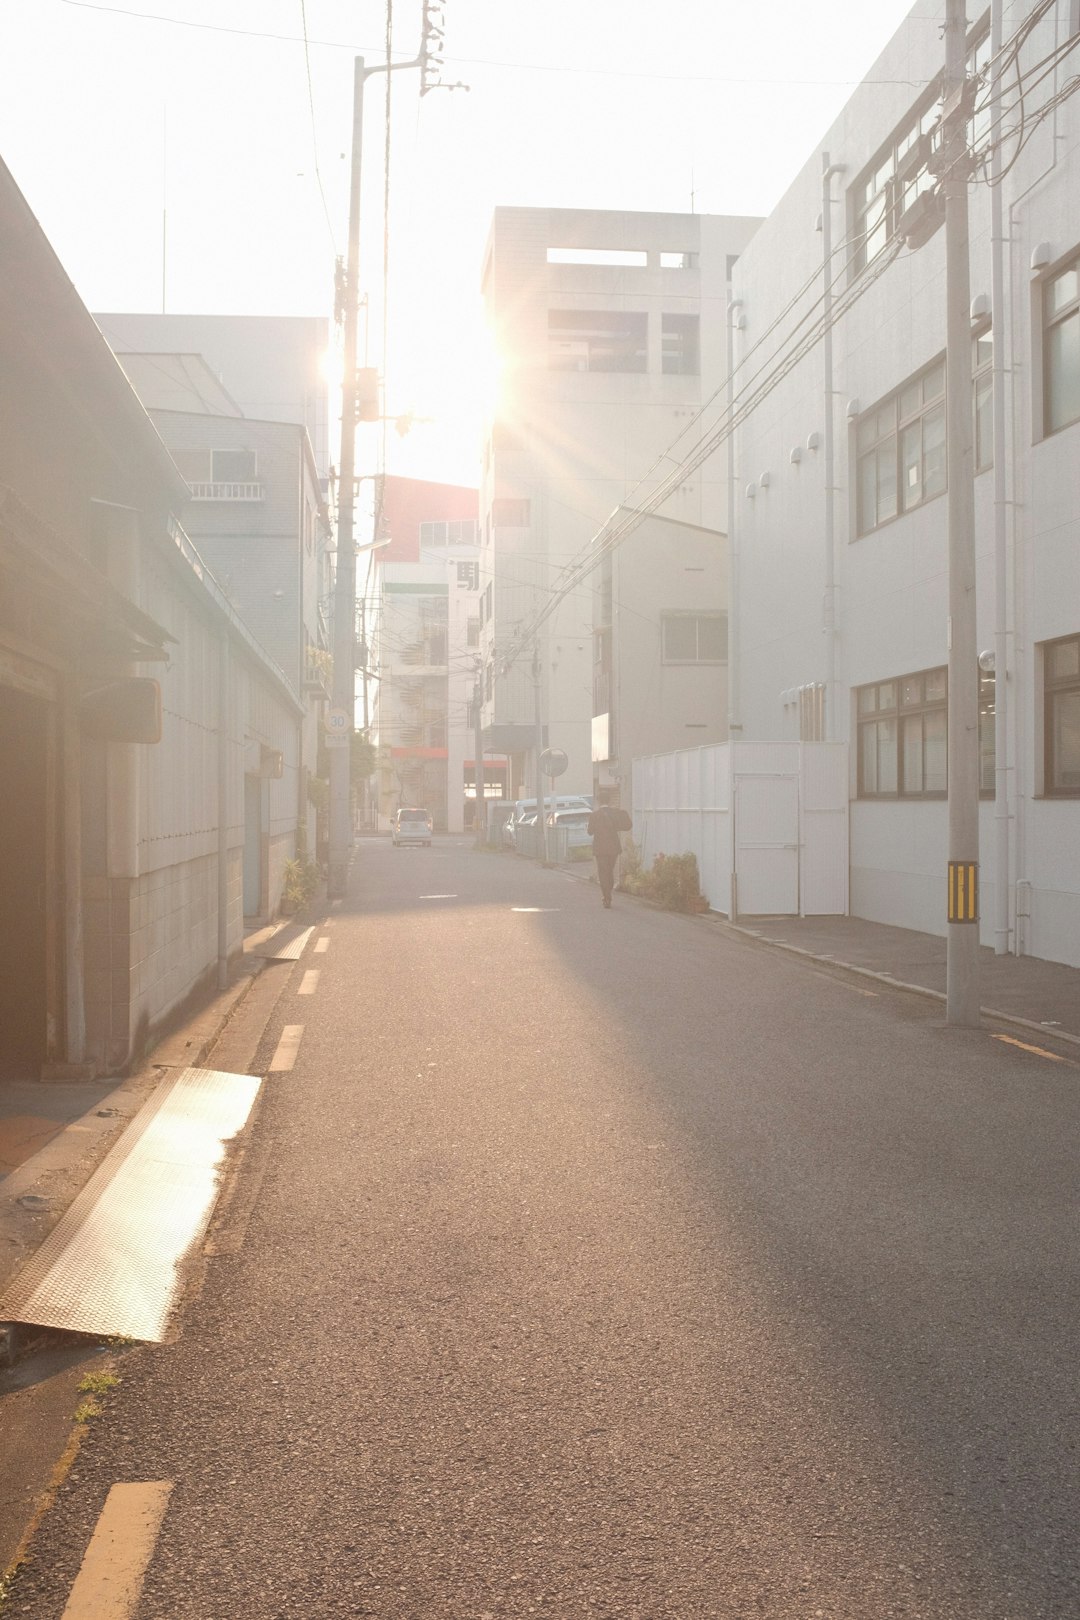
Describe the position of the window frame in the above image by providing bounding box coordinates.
[211,447,257,483]
[855,358,947,537]
[1043,252,1080,437]
[856,665,997,799]
[660,612,728,666]
[1043,632,1080,797]
[661,314,700,376]
[547,309,648,374]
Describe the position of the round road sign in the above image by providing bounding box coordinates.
[539,748,568,778]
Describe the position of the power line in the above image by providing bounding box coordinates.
[299,0,339,253]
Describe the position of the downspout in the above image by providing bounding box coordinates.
[726,293,743,738]
[1001,3,1066,954]
[990,0,1009,955]
[217,632,230,992]
[821,154,846,740]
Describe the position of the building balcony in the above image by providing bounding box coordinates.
[188,482,265,502]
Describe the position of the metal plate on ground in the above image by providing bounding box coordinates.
[247,925,314,961]
[0,1067,261,1342]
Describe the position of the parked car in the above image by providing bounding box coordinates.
[546,808,593,853]
[503,795,592,849]
[392,807,433,846]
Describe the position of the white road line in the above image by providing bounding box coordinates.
[298,969,320,996]
[511,907,560,913]
[314,936,330,953]
[269,1025,304,1071]
[61,1481,173,1619]
[419,893,457,899]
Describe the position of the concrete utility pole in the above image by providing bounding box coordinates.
[473,668,485,848]
[942,0,981,1025]
[532,649,549,866]
[328,56,370,899]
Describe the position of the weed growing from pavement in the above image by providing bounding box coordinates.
[73,1397,102,1422]
[78,1369,120,1396]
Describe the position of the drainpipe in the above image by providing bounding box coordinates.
[61,684,87,1064]
[990,0,1009,956]
[217,632,230,992]
[821,155,846,740]
[726,294,743,739]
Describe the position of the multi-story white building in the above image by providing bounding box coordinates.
[478,207,760,806]
[369,477,485,832]
[729,0,1080,967]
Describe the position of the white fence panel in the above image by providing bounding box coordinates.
[633,742,848,918]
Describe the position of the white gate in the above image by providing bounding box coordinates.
[632,742,848,918]
[734,773,800,915]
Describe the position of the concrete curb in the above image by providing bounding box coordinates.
[0,952,273,1359]
[716,920,1080,1052]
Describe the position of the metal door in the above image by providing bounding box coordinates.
[243,774,262,918]
[734,773,799,916]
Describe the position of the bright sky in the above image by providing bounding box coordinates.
[1,0,923,485]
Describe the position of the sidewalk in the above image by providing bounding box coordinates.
[0,926,296,1330]
[721,913,1080,1045]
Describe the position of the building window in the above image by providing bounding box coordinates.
[491,498,530,527]
[1044,633,1080,795]
[661,613,727,664]
[662,315,700,376]
[548,310,647,373]
[1044,256,1080,435]
[212,448,257,482]
[661,251,697,269]
[973,327,993,473]
[419,519,479,547]
[856,360,946,535]
[466,616,480,648]
[456,560,479,590]
[857,666,996,797]
[484,582,493,621]
[858,668,947,797]
[850,27,988,276]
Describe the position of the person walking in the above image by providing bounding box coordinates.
[587,804,623,909]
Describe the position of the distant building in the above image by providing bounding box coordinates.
[369,476,485,832]
[729,0,1080,967]
[477,206,760,807]
[95,313,332,476]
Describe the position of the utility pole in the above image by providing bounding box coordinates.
[473,665,485,847]
[328,55,370,899]
[942,0,981,1024]
[327,9,455,897]
[532,649,549,865]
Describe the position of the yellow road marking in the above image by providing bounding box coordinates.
[61,1481,173,1619]
[269,1025,304,1071]
[992,1033,1068,1064]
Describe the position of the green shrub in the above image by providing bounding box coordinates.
[620,849,704,911]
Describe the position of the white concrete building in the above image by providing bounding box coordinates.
[729,0,1080,967]
[369,477,482,832]
[478,207,760,807]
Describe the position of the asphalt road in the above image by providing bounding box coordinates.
[9,839,1080,1617]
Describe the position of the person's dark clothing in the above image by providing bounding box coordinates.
[587,807,622,907]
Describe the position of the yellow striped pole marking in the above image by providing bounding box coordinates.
[947,861,978,922]
[61,1481,172,1619]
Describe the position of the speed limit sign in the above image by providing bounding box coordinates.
[324,708,350,735]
